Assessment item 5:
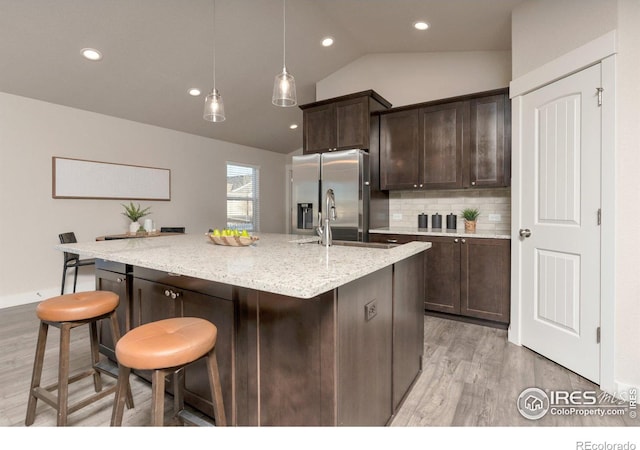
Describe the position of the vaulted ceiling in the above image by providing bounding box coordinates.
[0,0,523,153]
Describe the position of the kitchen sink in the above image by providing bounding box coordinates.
[331,240,398,249]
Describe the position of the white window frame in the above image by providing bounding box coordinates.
[226,162,260,232]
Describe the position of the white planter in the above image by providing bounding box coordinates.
[129,221,140,234]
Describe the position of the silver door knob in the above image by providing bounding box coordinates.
[519,228,532,238]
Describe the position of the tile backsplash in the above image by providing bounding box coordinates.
[389,188,511,234]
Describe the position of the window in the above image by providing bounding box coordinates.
[226,163,260,232]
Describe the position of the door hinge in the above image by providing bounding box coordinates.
[597,208,602,225]
[597,327,601,344]
[597,87,604,106]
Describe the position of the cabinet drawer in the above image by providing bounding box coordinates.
[133,266,233,300]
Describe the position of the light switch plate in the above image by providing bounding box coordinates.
[488,214,501,222]
[392,213,402,220]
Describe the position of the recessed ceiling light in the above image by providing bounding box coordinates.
[413,21,430,31]
[321,37,334,47]
[81,48,102,61]
[188,88,202,96]
[289,124,298,130]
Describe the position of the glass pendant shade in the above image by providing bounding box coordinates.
[272,67,297,107]
[203,88,225,122]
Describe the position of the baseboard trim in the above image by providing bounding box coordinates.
[0,280,95,309]
[424,310,509,330]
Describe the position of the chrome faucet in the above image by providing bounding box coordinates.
[316,188,337,247]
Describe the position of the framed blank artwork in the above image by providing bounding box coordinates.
[52,157,171,200]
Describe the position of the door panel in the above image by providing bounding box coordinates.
[520,64,601,383]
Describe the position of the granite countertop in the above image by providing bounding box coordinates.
[370,227,511,240]
[55,233,430,299]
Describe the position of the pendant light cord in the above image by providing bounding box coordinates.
[213,0,217,90]
[282,0,286,70]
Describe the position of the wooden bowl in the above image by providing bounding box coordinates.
[208,234,259,247]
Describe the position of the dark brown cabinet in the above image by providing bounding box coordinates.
[130,268,235,423]
[95,261,131,361]
[300,90,391,154]
[370,233,511,324]
[467,94,510,187]
[380,88,510,190]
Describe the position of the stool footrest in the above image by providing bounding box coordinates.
[176,409,215,427]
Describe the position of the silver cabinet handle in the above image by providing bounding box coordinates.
[461,239,466,243]
[164,289,171,297]
[519,228,532,238]
[471,181,476,186]
[413,184,417,188]
[454,238,459,243]
[419,184,423,188]
[387,239,398,243]
[116,277,123,283]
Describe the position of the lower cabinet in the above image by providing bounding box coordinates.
[130,269,235,423]
[95,261,131,361]
[370,234,511,324]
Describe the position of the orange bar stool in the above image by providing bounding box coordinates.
[111,317,226,427]
[25,291,133,426]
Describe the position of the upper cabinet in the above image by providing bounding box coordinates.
[300,90,391,154]
[380,88,510,190]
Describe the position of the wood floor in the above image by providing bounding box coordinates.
[0,302,636,427]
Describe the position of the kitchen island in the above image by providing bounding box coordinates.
[56,233,430,426]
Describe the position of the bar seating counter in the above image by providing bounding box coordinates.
[56,233,431,426]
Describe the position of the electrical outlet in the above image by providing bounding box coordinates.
[392,213,402,220]
[488,214,502,222]
[364,299,377,321]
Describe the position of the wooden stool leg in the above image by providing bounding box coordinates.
[25,321,49,426]
[151,369,166,426]
[206,348,226,426]
[89,321,103,392]
[109,311,134,409]
[173,368,185,418]
[57,322,72,426]
[110,365,131,426]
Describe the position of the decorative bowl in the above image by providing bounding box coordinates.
[208,234,259,247]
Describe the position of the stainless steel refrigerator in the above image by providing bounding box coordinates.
[292,149,380,241]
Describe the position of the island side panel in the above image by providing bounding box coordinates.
[337,266,393,426]
[392,251,426,411]
[236,288,336,426]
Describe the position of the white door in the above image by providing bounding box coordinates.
[519,64,601,383]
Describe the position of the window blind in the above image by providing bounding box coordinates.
[226,163,260,232]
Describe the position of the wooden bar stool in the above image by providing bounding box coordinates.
[111,317,226,427]
[25,291,134,426]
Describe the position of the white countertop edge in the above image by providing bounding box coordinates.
[55,234,431,300]
[370,228,511,240]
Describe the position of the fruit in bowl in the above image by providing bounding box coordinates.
[208,228,258,246]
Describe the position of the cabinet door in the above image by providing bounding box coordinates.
[460,238,510,323]
[303,103,335,154]
[420,102,466,189]
[131,278,179,327]
[181,290,235,424]
[335,97,369,150]
[423,236,461,314]
[467,94,508,187]
[380,109,420,190]
[95,268,129,360]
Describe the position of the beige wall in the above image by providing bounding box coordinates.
[316,51,512,107]
[511,0,617,78]
[0,92,287,308]
[511,0,640,390]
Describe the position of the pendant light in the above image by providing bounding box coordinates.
[272,0,297,107]
[204,0,225,122]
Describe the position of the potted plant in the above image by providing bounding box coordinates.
[122,202,151,234]
[461,208,480,233]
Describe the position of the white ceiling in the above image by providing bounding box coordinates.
[0,0,523,154]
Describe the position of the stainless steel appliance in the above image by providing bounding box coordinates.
[292,149,372,241]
